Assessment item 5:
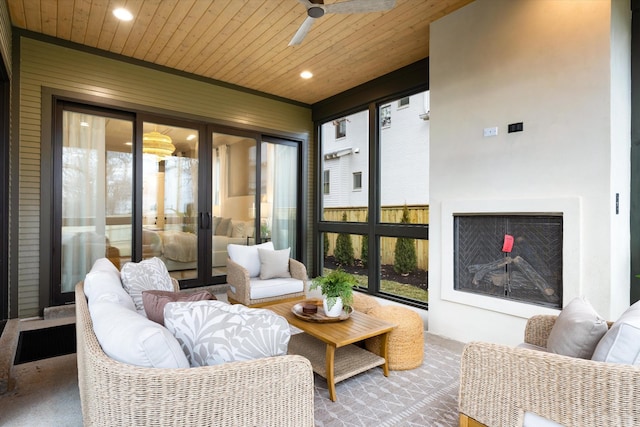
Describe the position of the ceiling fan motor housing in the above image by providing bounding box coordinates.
[308,6,325,18]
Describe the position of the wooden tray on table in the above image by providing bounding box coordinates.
[291,299,352,323]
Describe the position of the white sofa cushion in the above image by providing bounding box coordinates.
[546,296,608,359]
[89,298,189,368]
[84,258,136,312]
[121,257,174,315]
[592,300,640,365]
[227,241,274,278]
[258,247,291,280]
[164,300,290,367]
[523,412,566,427]
[248,277,305,300]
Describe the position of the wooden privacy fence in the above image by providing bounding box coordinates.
[323,205,429,271]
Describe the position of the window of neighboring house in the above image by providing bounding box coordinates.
[398,96,410,108]
[320,110,369,221]
[353,172,362,191]
[335,119,346,138]
[323,169,330,194]
[381,105,391,128]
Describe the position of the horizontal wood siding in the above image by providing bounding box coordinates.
[17,36,313,317]
[0,1,11,76]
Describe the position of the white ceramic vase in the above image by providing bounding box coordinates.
[323,296,343,318]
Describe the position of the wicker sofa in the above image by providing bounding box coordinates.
[459,314,640,427]
[75,281,315,426]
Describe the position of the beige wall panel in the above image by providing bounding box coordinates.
[16,36,314,317]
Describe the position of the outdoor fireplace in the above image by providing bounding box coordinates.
[454,215,563,309]
[441,198,579,318]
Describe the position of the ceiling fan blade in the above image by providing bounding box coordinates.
[324,0,395,14]
[289,16,317,46]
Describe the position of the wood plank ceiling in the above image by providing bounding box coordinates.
[7,0,473,105]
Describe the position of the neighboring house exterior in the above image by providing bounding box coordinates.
[321,91,430,208]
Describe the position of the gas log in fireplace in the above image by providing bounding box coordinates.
[454,215,563,309]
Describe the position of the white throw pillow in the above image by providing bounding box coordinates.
[84,258,136,311]
[121,257,174,315]
[258,247,291,279]
[89,299,189,368]
[227,241,274,278]
[164,300,290,367]
[592,300,640,365]
[85,270,136,312]
[546,296,608,359]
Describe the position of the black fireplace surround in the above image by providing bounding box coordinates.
[454,215,563,309]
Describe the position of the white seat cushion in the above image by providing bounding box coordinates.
[249,277,304,300]
[523,412,566,427]
[227,241,274,277]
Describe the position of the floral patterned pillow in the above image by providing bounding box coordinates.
[121,257,174,315]
[164,300,291,367]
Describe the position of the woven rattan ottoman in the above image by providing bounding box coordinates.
[365,305,424,370]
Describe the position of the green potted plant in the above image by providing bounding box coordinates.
[310,268,357,317]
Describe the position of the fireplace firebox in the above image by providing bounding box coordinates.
[454,215,563,309]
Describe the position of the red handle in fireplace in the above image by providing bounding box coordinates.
[502,234,514,253]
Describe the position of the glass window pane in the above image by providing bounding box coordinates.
[379,236,428,303]
[61,111,133,292]
[322,231,369,290]
[211,133,257,277]
[143,123,198,280]
[261,141,298,252]
[321,110,369,221]
[380,91,429,224]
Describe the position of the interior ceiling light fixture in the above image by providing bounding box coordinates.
[143,131,175,158]
[113,7,133,21]
[300,70,313,79]
[289,0,396,46]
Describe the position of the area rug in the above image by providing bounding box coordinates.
[311,332,465,426]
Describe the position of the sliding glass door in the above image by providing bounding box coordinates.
[142,121,201,281]
[51,101,304,305]
[262,139,300,254]
[56,107,134,301]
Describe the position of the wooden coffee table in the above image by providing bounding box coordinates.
[268,299,396,402]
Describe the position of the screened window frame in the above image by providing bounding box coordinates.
[315,87,429,310]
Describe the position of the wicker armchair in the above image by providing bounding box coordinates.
[459,315,640,427]
[75,282,314,427]
[226,257,307,307]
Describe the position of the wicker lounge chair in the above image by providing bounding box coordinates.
[459,314,640,427]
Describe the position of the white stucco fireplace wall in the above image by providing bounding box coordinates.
[428,0,631,345]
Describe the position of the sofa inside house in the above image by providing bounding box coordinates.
[75,256,314,426]
[459,297,640,427]
[143,217,255,270]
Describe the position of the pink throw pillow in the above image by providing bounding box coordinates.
[142,290,215,325]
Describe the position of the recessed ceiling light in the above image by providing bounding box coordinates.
[186,134,196,141]
[80,121,89,127]
[113,8,133,21]
[124,141,132,146]
[300,71,313,79]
